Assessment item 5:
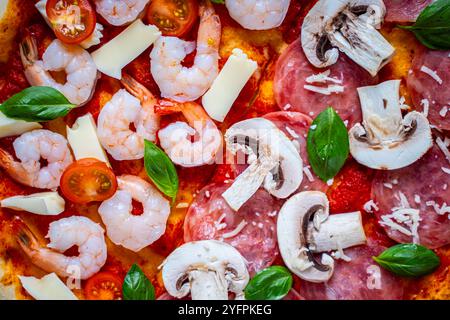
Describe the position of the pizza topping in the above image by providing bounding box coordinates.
[244,266,293,300]
[161,240,249,300]
[202,48,258,122]
[363,199,379,213]
[1,192,65,216]
[0,110,42,139]
[349,80,433,170]
[301,0,395,76]
[379,208,421,244]
[420,65,443,84]
[95,0,150,26]
[85,271,123,300]
[222,118,303,211]
[122,264,155,300]
[384,0,432,23]
[277,191,366,283]
[19,273,77,300]
[92,20,161,80]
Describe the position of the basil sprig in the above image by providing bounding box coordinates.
[307,107,349,182]
[373,244,440,277]
[122,264,155,300]
[244,266,293,300]
[210,0,225,3]
[0,86,75,122]
[144,139,179,203]
[399,0,450,50]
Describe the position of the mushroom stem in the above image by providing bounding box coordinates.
[189,269,229,300]
[307,212,366,253]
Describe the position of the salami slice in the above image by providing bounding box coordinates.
[274,39,377,128]
[407,48,450,130]
[384,0,432,23]
[263,111,328,192]
[300,239,404,300]
[184,183,280,274]
[371,143,450,249]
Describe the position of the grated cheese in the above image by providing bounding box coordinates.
[414,195,421,204]
[383,183,393,189]
[305,70,342,84]
[379,208,421,243]
[175,202,189,209]
[304,84,345,95]
[426,201,450,217]
[285,126,299,139]
[399,96,409,110]
[303,166,315,182]
[420,65,443,84]
[222,220,248,239]
[326,178,334,186]
[436,137,450,164]
[420,99,430,117]
[439,106,448,118]
[442,167,450,174]
[363,200,379,213]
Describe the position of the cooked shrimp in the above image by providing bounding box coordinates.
[20,37,98,106]
[150,0,221,102]
[0,130,73,190]
[97,75,159,161]
[15,216,107,280]
[98,175,170,252]
[95,0,150,26]
[158,100,222,167]
[225,0,291,30]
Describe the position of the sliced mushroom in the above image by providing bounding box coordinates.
[349,80,432,170]
[301,0,395,76]
[161,240,249,300]
[277,191,366,283]
[222,118,303,211]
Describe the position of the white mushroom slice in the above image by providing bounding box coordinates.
[301,0,395,76]
[277,191,366,283]
[349,80,433,170]
[222,118,303,211]
[161,240,249,300]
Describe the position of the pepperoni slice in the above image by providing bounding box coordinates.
[299,239,404,300]
[183,183,280,275]
[274,39,377,128]
[407,48,450,130]
[384,0,432,23]
[263,111,328,192]
[371,143,450,249]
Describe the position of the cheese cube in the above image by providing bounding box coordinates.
[1,192,65,215]
[202,48,258,122]
[0,111,42,138]
[19,273,78,300]
[66,113,110,165]
[92,20,161,79]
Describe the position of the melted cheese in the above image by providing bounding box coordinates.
[66,113,110,165]
[0,111,42,138]
[1,192,65,215]
[202,48,258,122]
[19,273,77,300]
[92,20,161,79]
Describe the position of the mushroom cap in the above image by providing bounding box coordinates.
[349,80,433,170]
[301,0,386,68]
[161,240,249,298]
[224,117,303,199]
[277,191,335,283]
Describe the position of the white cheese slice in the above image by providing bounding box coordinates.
[1,192,65,215]
[92,20,161,79]
[67,113,110,165]
[0,111,42,138]
[19,273,78,300]
[202,48,258,122]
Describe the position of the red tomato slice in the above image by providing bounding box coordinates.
[146,0,198,37]
[84,272,123,300]
[60,158,117,204]
[46,0,96,44]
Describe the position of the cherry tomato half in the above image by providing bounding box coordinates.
[84,272,123,300]
[146,0,199,37]
[60,158,117,204]
[46,0,96,44]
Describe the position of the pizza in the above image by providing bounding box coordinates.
[0,0,449,301]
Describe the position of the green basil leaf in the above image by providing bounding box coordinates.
[306,107,349,182]
[373,243,440,277]
[0,86,75,122]
[210,0,225,3]
[244,266,293,300]
[144,139,179,203]
[122,264,155,300]
[399,0,450,50]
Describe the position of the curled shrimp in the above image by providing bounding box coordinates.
[150,0,221,102]
[98,175,170,252]
[97,75,160,161]
[20,37,98,106]
[95,0,150,26]
[0,129,73,190]
[14,216,107,280]
[225,0,291,30]
[157,100,222,167]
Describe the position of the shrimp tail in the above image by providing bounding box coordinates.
[121,74,156,105]
[12,217,41,258]
[0,147,32,186]
[19,35,38,67]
